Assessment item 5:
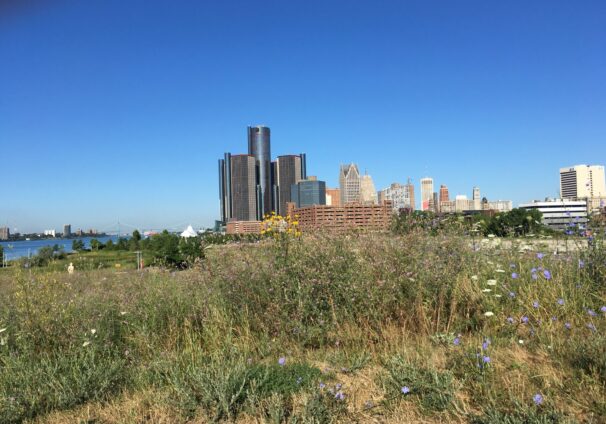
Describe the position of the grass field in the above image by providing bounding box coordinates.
[0,231,604,423]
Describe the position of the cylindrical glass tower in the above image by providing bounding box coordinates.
[247,125,271,218]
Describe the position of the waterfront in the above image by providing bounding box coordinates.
[0,236,122,260]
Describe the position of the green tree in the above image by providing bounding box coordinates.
[105,239,115,250]
[71,239,85,251]
[90,239,104,251]
[149,230,181,268]
[129,230,142,251]
[0,244,4,264]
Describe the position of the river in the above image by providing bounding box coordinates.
[0,236,124,260]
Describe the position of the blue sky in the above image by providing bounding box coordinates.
[1,0,605,232]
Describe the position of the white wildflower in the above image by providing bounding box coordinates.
[495,269,505,273]
[482,289,492,293]
[82,341,91,347]
[494,294,502,298]
[484,312,495,317]
[518,339,524,344]
[487,279,497,286]
[90,329,96,335]
[471,275,478,281]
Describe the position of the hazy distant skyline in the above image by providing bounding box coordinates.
[2,0,605,232]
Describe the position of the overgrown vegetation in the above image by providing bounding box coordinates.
[0,227,604,422]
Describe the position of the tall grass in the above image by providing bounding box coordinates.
[0,230,604,422]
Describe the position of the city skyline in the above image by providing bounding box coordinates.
[2,1,605,232]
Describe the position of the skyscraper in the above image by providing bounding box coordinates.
[420,177,434,211]
[275,154,306,216]
[359,174,378,205]
[472,186,481,210]
[379,182,414,211]
[560,165,606,200]
[339,163,361,204]
[291,177,326,208]
[63,224,71,237]
[247,126,272,217]
[229,155,258,221]
[405,178,415,210]
[439,185,449,203]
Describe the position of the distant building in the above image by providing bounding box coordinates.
[63,224,71,237]
[405,178,415,210]
[378,182,414,212]
[230,154,258,221]
[472,187,481,210]
[0,227,9,240]
[482,200,513,213]
[359,174,378,205]
[420,177,434,211]
[339,164,361,204]
[248,125,272,217]
[325,188,341,207]
[560,165,606,200]
[519,199,588,230]
[432,192,440,213]
[291,178,326,208]
[226,220,262,235]
[275,154,306,216]
[439,185,449,203]
[290,201,393,233]
[44,229,56,237]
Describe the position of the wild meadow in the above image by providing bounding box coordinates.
[0,227,604,423]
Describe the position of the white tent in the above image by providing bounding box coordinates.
[180,225,197,238]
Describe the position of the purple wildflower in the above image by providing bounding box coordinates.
[521,316,529,324]
[557,298,564,306]
[533,393,543,405]
[512,272,519,279]
[578,259,585,268]
[600,306,606,313]
[551,316,557,322]
[482,356,491,363]
[587,323,597,332]
[588,309,597,317]
[531,267,537,273]
[531,273,538,281]
[319,382,326,389]
[401,386,410,395]
[453,337,461,346]
[335,383,342,390]
[507,317,514,324]
[335,391,345,400]
[278,357,286,366]
[509,291,516,298]
[564,322,572,330]
[537,253,544,260]
[543,270,552,280]
[533,301,539,308]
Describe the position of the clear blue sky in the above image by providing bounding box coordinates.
[2,0,605,233]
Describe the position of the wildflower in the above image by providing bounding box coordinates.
[537,253,544,260]
[484,312,494,317]
[487,279,497,286]
[564,322,572,330]
[521,316,529,323]
[509,291,516,298]
[401,386,410,395]
[557,298,564,306]
[319,382,326,389]
[511,272,518,279]
[0,328,6,334]
[587,323,597,332]
[494,294,502,298]
[510,263,516,269]
[551,316,557,322]
[82,341,91,347]
[278,357,286,366]
[335,383,342,390]
[531,267,537,273]
[600,306,606,313]
[531,273,538,281]
[578,259,585,268]
[482,356,491,363]
[471,275,478,281]
[543,270,551,280]
[296,377,303,385]
[532,301,539,308]
[507,317,514,324]
[335,391,345,400]
[519,339,524,344]
[482,289,492,293]
[587,309,597,317]
[453,337,461,346]
[533,393,543,405]
[90,329,96,335]
[482,338,491,350]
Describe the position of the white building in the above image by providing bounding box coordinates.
[519,199,588,230]
[44,229,56,237]
[420,177,434,211]
[560,165,606,200]
[483,200,513,212]
[339,163,361,205]
[379,183,414,211]
[359,174,378,205]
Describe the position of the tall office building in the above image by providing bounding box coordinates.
[229,155,258,221]
[405,178,415,210]
[439,185,449,203]
[0,227,9,240]
[275,154,306,216]
[339,163,361,204]
[359,174,378,205]
[420,177,434,211]
[247,126,272,217]
[326,188,341,207]
[379,182,414,211]
[291,177,326,208]
[560,165,606,200]
[432,192,440,213]
[63,224,71,237]
[472,187,481,210]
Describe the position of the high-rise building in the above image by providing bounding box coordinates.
[405,178,415,210]
[439,185,449,203]
[0,227,9,240]
[291,178,326,208]
[229,155,258,221]
[326,188,341,207]
[275,154,306,216]
[560,165,606,200]
[248,126,272,217]
[359,174,378,205]
[63,224,71,237]
[339,164,361,204]
[379,183,414,211]
[420,177,434,211]
[520,199,588,230]
[472,187,481,210]
[432,192,440,213]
